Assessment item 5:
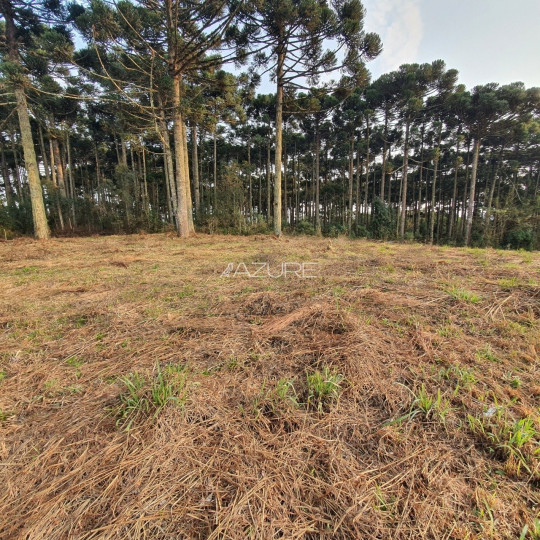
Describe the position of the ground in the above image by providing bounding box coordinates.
[0,233,539,539]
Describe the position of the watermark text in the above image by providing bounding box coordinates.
[221,262,318,279]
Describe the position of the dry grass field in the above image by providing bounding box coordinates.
[0,233,539,539]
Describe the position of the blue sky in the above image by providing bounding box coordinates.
[362,0,540,89]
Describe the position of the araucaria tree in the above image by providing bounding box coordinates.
[0,0,61,238]
[236,0,381,235]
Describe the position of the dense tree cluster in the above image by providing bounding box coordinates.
[0,0,539,248]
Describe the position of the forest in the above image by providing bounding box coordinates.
[0,0,538,248]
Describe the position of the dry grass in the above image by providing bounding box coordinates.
[0,233,539,539]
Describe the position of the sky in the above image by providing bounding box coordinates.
[362,0,540,89]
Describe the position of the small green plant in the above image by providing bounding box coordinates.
[65,356,84,378]
[251,378,299,419]
[507,417,537,449]
[373,484,396,513]
[114,364,189,430]
[519,249,533,264]
[177,285,195,298]
[226,355,244,370]
[66,356,83,367]
[437,325,459,338]
[445,286,481,304]
[498,277,519,290]
[390,384,452,425]
[0,409,13,422]
[44,379,61,394]
[476,346,499,363]
[520,518,540,540]
[414,384,436,414]
[150,365,178,410]
[0,370,5,383]
[468,413,538,476]
[502,371,522,389]
[115,373,149,430]
[274,378,298,408]
[14,265,39,275]
[439,365,478,391]
[306,366,343,412]
[165,363,187,375]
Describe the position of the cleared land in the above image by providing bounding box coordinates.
[0,234,539,539]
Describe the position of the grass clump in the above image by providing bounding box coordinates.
[476,345,499,363]
[445,286,481,304]
[306,366,343,412]
[498,277,520,290]
[115,363,189,430]
[389,384,452,426]
[468,413,539,477]
[439,365,478,392]
[412,385,452,422]
[0,409,13,422]
[251,377,299,419]
[65,356,84,378]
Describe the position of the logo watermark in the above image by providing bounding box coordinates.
[221,262,319,279]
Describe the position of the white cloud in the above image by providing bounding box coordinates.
[364,0,423,72]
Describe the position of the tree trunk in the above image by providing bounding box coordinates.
[66,131,76,227]
[213,129,217,213]
[282,140,287,225]
[348,134,354,233]
[0,140,14,206]
[484,145,504,242]
[399,118,410,238]
[315,116,321,235]
[171,73,190,237]
[429,128,442,245]
[52,137,67,197]
[181,120,194,233]
[380,107,388,199]
[460,141,471,239]
[464,138,481,246]
[266,138,271,222]
[356,149,361,226]
[364,115,370,225]
[158,109,178,228]
[273,46,285,236]
[37,124,50,184]
[429,153,440,245]
[120,136,128,167]
[448,135,461,240]
[247,134,252,218]
[191,123,200,215]
[1,0,49,238]
[415,123,425,236]
[141,145,149,215]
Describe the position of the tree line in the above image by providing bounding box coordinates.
[0,0,539,249]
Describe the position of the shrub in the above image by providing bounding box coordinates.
[502,228,534,251]
[295,219,316,236]
[370,197,394,239]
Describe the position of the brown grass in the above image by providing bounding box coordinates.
[0,234,539,539]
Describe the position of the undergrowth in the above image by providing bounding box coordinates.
[114,363,190,430]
